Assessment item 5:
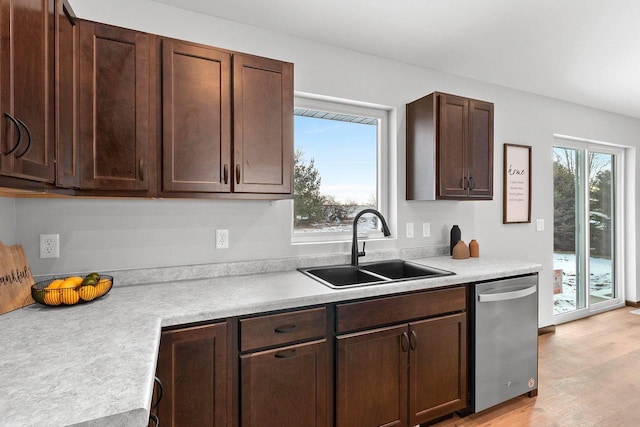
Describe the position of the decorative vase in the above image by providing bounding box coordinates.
[452,240,470,259]
[450,225,461,255]
[469,239,479,257]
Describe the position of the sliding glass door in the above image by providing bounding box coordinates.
[553,141,623,321]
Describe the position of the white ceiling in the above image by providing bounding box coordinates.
[150,0,640,119]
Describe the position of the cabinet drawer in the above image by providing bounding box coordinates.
[240,307,326,351]
[337,286,466,334]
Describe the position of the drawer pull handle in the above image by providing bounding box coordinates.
[14,117,31,159]
[3,113,22,156]
[275,349,297,359]
[409,330,417,350]
[468,176,476,190]
[400,332,409,352]
[152,376,163,409]
[274,324,297,333]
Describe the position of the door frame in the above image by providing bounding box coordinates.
[553,134,626,324]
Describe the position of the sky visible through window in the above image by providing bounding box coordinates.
[294,115,377,205]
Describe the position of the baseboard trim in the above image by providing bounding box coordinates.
[625,300,640,308]
[538,325,556,335]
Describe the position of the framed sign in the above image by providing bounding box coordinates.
[503,143,531,223]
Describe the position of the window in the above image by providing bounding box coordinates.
[292,95,389,242]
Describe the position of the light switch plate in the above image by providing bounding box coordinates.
[422,222,431,237]
[406,222,414,238]
[536,219,544,232]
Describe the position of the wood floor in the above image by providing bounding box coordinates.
[433,306,640,427]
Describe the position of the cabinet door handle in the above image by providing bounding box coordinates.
[151,376,163,409]
[468,176,476,190]
[462,176,469,190]
[148,413,159,427]
[2,113,22,156]
[274,324,297,333]
[409,330,417,351]
[235,164,241,184]
[223,164,229,184]
[275,349,297,359]
[139,159,145,181]
[14,117,31,159]
[401,332,409,352]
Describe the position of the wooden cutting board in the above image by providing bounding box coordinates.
[0,241,35,315]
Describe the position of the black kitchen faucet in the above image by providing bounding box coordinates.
[351,208,391,266]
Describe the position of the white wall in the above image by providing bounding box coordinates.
[7,0,640,328]
[0,196,16,244]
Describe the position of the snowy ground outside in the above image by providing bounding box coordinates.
[553,253,613,314]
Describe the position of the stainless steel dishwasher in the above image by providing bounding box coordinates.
[472,274,538,413]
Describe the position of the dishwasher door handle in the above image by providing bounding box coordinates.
[478,285,537,302]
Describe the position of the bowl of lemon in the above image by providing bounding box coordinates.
[31,273,113,307]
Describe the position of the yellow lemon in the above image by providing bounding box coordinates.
[63,276,83,287]
[46,279,64,289]
[43,290,61,306]
[95,278,112,296]
[60,289,79,305]
[78,285,97,301]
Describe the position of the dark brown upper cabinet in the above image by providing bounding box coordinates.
[78,21,151,191]
[55,0,80,189]
[232,54,293,195]
[160,43,293,198]
[160,39,231,194]
[0,0,56,183]
[407,92,493,200]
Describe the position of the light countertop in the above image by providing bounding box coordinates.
[0,255,542,426]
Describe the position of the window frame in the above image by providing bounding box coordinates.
[291,93,390,244]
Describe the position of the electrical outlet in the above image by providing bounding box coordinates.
[422,222,431,237]
[39,234,59,258]
[216,229,229,249]
[406,222,414,238]
[536,219,544,232]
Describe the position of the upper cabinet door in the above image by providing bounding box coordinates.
[467,99,494,199]
[232,54,293,194]
[161,39,231,193]
[437,93,469,198]
[78,21,150,191]
[56,0,80,189]
[0,0,55,183]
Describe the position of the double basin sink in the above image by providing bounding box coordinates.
[299,259,454,289]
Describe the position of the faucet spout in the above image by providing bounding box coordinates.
[351,208,391,266]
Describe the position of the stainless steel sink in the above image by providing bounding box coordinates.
[299,259,454,289]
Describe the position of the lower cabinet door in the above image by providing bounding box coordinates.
[409,312,467,425]
[336,324,408,427]
[240,339,328,426]
[155,322,228,427]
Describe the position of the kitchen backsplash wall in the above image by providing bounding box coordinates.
[3,0,640,329]
[0,197,16,244]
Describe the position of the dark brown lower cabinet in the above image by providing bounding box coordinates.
[240,339,328,426]
[154,322,228,427]
[409,313,467,425]
[336,324,409,427]
[336,287,467,427]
